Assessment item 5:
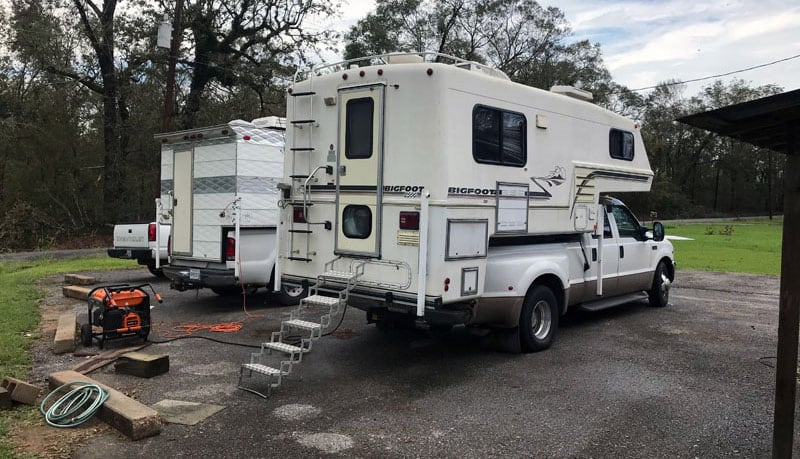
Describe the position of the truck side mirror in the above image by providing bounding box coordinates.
[652,222,665,242]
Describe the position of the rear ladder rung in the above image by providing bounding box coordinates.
[290,91,316,97]
[288,229,313,234]
[291,119,316,125]
[290,147,315,152]
[287,257,313,262]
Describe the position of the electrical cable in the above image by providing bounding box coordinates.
[619,53,800,93]
[40,382,109,428]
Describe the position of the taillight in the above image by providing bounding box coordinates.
[148,223,157,242]
[293,207,306,223]
[444,277,451,292]
[399,211,419,230]
[225,237,236,261]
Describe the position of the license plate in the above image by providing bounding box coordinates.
[189,269,201,281]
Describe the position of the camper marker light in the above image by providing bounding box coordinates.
[377,69,383,76]
[426,68,433,76]
[148,223,157,242]
[399,211,420,230]
[243,135,251,141]
[225,237,236,261]
[359,70,365,77]
[293,207,306,223]
[222,129,229,135]
[342,73,348,80]
[287,87,293,94]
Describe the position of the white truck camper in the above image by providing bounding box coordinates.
[275,52,675,352]
[157,117,299,299]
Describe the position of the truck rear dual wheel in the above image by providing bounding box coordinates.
[275,283,308,306]
[520,285,559,353]
[146,262,165,278]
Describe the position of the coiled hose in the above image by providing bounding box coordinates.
[40,382,109,428]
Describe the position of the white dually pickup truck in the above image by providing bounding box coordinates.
[107,222,170,277]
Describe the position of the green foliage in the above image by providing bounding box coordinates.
[669,220,782,276]
[0,256,132,457]
[343,0,612,96]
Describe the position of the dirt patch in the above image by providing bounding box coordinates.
[12,419,112,458]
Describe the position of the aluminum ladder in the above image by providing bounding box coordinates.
[238,259,365,398]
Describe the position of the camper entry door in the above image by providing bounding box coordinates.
[172,147,193,255]
[334,84,385,257]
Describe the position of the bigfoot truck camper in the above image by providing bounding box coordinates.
[275,53,674,351]
[157,117,298,300]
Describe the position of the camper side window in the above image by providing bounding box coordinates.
[345,98,374,159]
[472,105,526,167]
[609,129,634,161]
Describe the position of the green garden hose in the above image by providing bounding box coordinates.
[39,382,109,428]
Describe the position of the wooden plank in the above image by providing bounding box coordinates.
[773,133,799,458]
[115,352,169,378]
[70,344,150,375]
[53,311,77,354]
[63,285,91,300]
[48,371,161,440]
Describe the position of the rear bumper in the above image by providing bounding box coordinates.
[108,248,151,264]
[281,276,472,326]
[162,265,236,291]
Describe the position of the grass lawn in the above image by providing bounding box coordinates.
[0,256,133,457]
[667,219,783,276]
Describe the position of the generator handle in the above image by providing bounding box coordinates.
[129,283,163,303]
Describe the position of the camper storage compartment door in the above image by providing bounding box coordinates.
[172,148,193,255]
[445,220,488,260]
[495,182,529,233]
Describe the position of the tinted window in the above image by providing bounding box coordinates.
[611,205,642,239]
[342,205,372,239]
[345,98,374,159]
[472,105,526,167]
[610,129,634,161]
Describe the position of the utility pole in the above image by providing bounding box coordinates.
[162,0,184,133]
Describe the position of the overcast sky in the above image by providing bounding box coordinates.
[330,0,800,96]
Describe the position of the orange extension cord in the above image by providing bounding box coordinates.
[156,258,264,339]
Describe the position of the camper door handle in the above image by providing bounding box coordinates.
[173,198,178,206]
[339,165,346,176]
[619,246,624,258]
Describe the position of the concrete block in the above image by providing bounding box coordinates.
[1,377,40,405]
[115,352,169,378]
[0,387,11,409]
[53,311,77,354]
[63,285,91,300]
[64,274,97,285]
[48,370,161,440]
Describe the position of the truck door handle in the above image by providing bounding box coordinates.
[173,198,178,206]
[339,165,347,176]
[619,246,624,258]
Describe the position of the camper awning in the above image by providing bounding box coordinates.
[677,88,800,154]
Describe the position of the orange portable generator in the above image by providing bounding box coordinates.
[80,284,162,348]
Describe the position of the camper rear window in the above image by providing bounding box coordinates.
[472,105,526,167]
[609,129,634,161]
[345,98,374,159]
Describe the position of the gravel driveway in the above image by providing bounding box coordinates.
[26,268,793,458]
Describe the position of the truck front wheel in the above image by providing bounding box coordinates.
[520,285,559,352]
[648,261,671,308]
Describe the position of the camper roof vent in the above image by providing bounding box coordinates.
[550,85,593,102]
[385,53,424,64]
[252,116,287,130]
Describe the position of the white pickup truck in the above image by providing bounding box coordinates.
[107,222,170,277]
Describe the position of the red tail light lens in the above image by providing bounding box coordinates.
[293,207,306,223]
[225,236,236,261]
[399,211,419,230]
[148,223,157,242]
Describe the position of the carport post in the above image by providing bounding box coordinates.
[773,128,798,459]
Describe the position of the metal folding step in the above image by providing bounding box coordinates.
[237,258,365,398]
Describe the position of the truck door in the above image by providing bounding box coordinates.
[597,209,620,295]
[335,84,385,257]
[172,147,193,255]
[609,203,653,292]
